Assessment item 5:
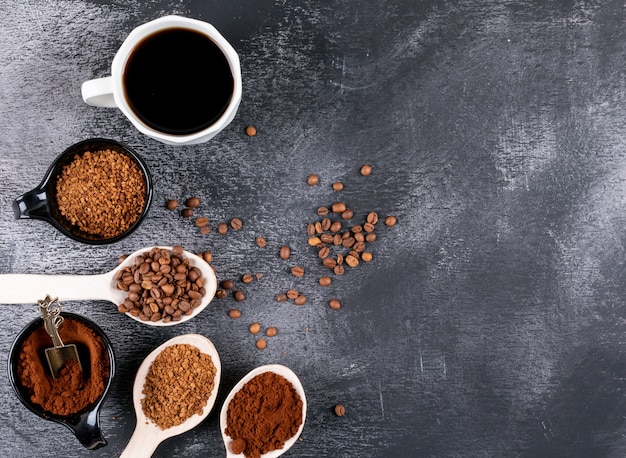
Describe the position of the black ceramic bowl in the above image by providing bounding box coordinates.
[12,138,153,244]
[8,312,116,450]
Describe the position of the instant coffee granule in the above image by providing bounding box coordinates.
[225,372,303,458]
[141,343,216,429]
[55,149,146,238]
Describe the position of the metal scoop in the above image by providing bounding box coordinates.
[38,295,83,378]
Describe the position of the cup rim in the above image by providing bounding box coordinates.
[7,311,116,422]
[110,15,243,145]
[44,138,153,245]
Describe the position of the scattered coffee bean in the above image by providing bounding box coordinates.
[317,206,330,216]
[332,181,344,191]
[279,245,291,260]
[286,290,299,300]
[363,222,375,232]
[331,202,347,213]
[220,279,235,290]
[256,236,267,248]
[185,197,200,208]
[308,236,322,247]
[201,251,213,263]
[181,208,194,218]
[276,293,288,302]
[345,255,359,267]
[321,218,331,231]
[367,212,379,224]
[307,174,319,186]
[228,309,241,319]
[242,273,254,283]
[330,221,342,233]
[231,218,243,230]
[218,223,228,235]
[199,226,211,234]
[216,289,227,299]
[385,215,397,227]
[365,233,377,242]
[319,276,332,286]
[256,339,267,350]
[361,252,373,262]
[266,327,278,337]
[334,265,345,275]
[360,164,372,176]
[249,322,261,334]
[195,216,209,227]
[341,209,353,220]
[245,125,257,136]
[291,266,305,277]
[334,403,346,416]
[323,258,337,269]
[320,233,334,244]
[314,221,322,233]
[329,299,341,310]
[318,246,330,259]
[294,295,307,306]
[166,199,178,210]
[234,290,246,302]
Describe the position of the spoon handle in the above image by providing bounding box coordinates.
[0,273,113,304]
[119,426,161,458]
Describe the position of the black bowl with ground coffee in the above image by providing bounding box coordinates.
[12,138,153,244]
[7,311,116,450]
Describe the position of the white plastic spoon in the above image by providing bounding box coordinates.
[220,364,307,458]
[120,333,222,457]
[0,246,217,326]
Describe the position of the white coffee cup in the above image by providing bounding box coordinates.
[81,15,242,145]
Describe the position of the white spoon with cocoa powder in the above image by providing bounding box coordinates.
[120,333,222,458]
[220,364,307,458]
[0,246,217,326]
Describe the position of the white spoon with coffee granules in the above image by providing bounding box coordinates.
[0,246,217,326]
[120,333,222,457]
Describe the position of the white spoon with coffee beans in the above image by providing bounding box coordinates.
[120,333,222,458]
[0,246,217,326]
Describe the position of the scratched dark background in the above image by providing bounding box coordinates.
[1,0,626,457]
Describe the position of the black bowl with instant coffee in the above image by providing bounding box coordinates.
[8,311,116,450]
[12,138,153,244]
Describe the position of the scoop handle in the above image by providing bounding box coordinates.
[119,425,161,458]
[0,273,114,304]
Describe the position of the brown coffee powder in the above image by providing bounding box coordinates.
[225,371,303,458]
[141,343,216,430]
[55,149,146,238]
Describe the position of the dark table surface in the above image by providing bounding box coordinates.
[2,1,626,457]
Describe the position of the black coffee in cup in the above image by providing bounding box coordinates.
[123,28,234,136]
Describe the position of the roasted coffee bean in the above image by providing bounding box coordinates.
[245,125,257,136]
[360,164,372,176]
[385,215,397,227]
[361,252,373,262]
[308,237,322,247]
[333,234,343,245]
[195,216,209,227]
[234,290,246,302]
[249,322,261,334]
[330,221,342,233]
[220,279,235,290]
[230,218,243,230]
[320,233,334,244]
[345,255,359,267]
[255,236,267,248]
[363,222,375,232]
[337,253,344,265]
[181,208,194,218]
[166,199,178,210]
[314,221,323,233]
[321,218,331,231]
[354,232,365,242]
[286,289,299,300]
[218,222,228,235]
[276,293,288,302]
[349,249,360,259]
[256,339,267,350]
[294,295,307,306]
[199,226,211,234]
[216,289,227,299]
[342,237,356,249]
[202,251,213,263]
[341,210,353,220]
[307,174,319,186]
[342,231,351,239]
[334,403,346,416]
[367,212,379,224]
[242,273,254,283]
[318,246,331,259]
[365,232,377,243]
[279,245,291,260]
[332,181,344,191]
[185,197,200,208]
[351,225,363,233]
[317,206,329,216]
[353,241,365,252]
[323,258,337,269]
[265,327,278,337]
[331,202,347,213]
[228,309,241,319]
[307,223,316,236]
[329,299,341,310]
[291,266,305,277]
[333,265,345,275]
[319,276,332,286]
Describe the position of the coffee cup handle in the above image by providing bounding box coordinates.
[81,77,117,108]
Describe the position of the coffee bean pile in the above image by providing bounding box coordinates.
[115,246,206,323]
